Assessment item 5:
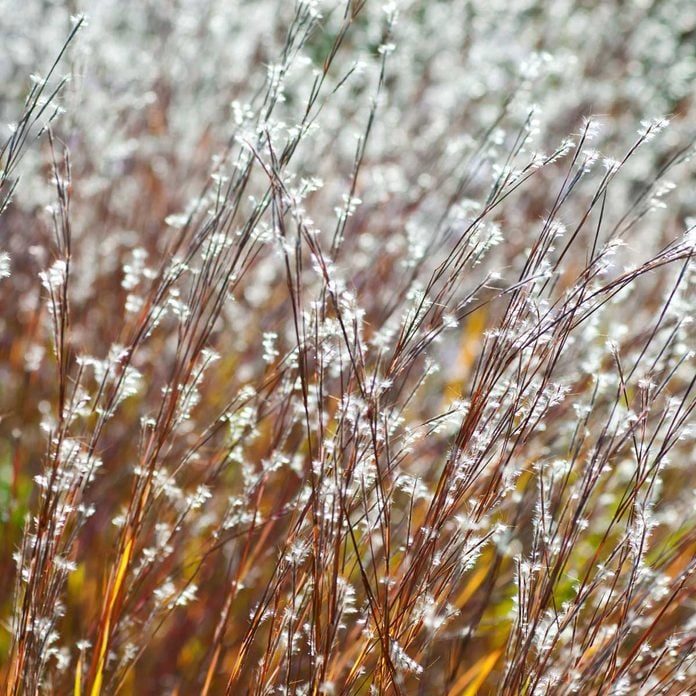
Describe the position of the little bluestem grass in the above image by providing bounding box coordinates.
[1,2,696,694]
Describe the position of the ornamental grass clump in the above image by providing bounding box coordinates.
[1,1,696,694]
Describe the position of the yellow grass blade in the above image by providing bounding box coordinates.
[90,535,134,696]
[462,649,501,696]
[447,648,502,696]
[454,563,488,609]
[74,651,83,696]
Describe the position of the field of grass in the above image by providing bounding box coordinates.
[1,1,696,693]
